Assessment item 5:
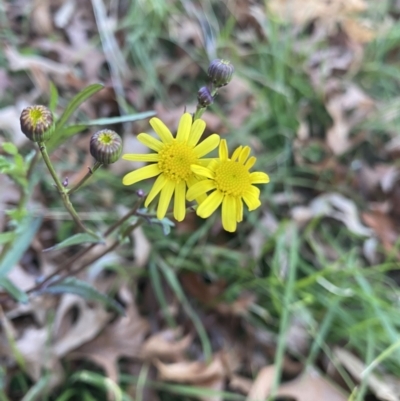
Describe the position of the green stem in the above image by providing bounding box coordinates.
[68,161,103,195]
[26,197,144,293]
[38,142,95,235]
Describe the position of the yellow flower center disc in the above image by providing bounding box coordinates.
[158,141,197,182]
[214,160,251,197]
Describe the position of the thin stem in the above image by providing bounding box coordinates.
[38,142,95,235]
[68,161,103,195]
[26,197,144,293]
[193,106,206,121]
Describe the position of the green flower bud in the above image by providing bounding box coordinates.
[20,105,55,143]
[208,59,234,88]
[197,86,214,107]
[90,129,122,165]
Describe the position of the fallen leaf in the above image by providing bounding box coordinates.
[362,211,399,253]
[247,365,348,401]
[291,192,373,237]
[70,286,149,382]
[52,293,112,357]
[155,350,239,384]
[334,347,400,401]
[140,327,193,360]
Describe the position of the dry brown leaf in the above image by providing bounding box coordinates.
[362,211,399,253]
[140,327,193,360]
[291,192,372,237]
[53,294,112,357]
[215,293,256,316]
[5,46,77,91]
[246,365,275,400]
[268,0,374,43]
[334,348,400,401]
[15,326,64,389]
[229,374,253,394]
[247,365,348,401]
[31,0,53,35]
[326,84,374,155]
[131,226,151,269]
[155,350,239,384]
[70,287,149,382]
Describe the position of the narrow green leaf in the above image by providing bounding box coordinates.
[55,83,104,131]
[47,125,89,152]
[71,371,123,401]
[0,277,28,304]
[38,277,125,315]
[2,143,18,155]
[84,111,156,126]
[43,233,102,252]
[0,216,42,277]
[0,232,15,245]
[48,81,59,112]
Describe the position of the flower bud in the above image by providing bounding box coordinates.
[208,59,234,88]
[90,129,122,165]
[20,105,55,143]
[197,86,214,107]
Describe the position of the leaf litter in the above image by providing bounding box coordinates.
[2,0,400,400]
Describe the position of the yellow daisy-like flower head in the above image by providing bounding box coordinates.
[187,139,270,232]
[122,113,220,221]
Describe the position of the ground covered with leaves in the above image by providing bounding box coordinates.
[1,0,400,400]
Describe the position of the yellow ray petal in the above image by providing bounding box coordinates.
[173,180,186,221]
[122,164,160,186]
[137,133,163,152]
[222,195,237,232]
[122,153,159,162]
[157,181,175,219]
[145,173,167,207]
[231,146,243,162]
[193,134,220,158]
[245,156,256,170]
[191,164,215,179]
[187,176,207,204]
[242,191,261,211]
[150,117,174,144]
[196,190,224,218]
[247,185,260,198]
[219,139,228,161]
[187,179,217,201]
[239,146,251,164]
[187,119,206,147]
[176,113,192,142]
[250,171,270,184]
[236,198,243,222]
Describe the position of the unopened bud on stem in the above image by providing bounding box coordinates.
[197,86,214,107]
[90,129,122,165]
[20,105,55,143]
[208,59,234,88]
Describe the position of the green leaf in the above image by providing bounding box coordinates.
[84,111,156,126]
[0,232,16,245]
[47,125,89,152]
[38,277,125,315]
[55,83,104,131]
[0,277,29,303]
[2,142,18,155]
[0,216,42,277]
[48,81,59,112]
[43,233,103,252]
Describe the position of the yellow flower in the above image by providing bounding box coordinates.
[187,139,270,232]
[122,113,220,221]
